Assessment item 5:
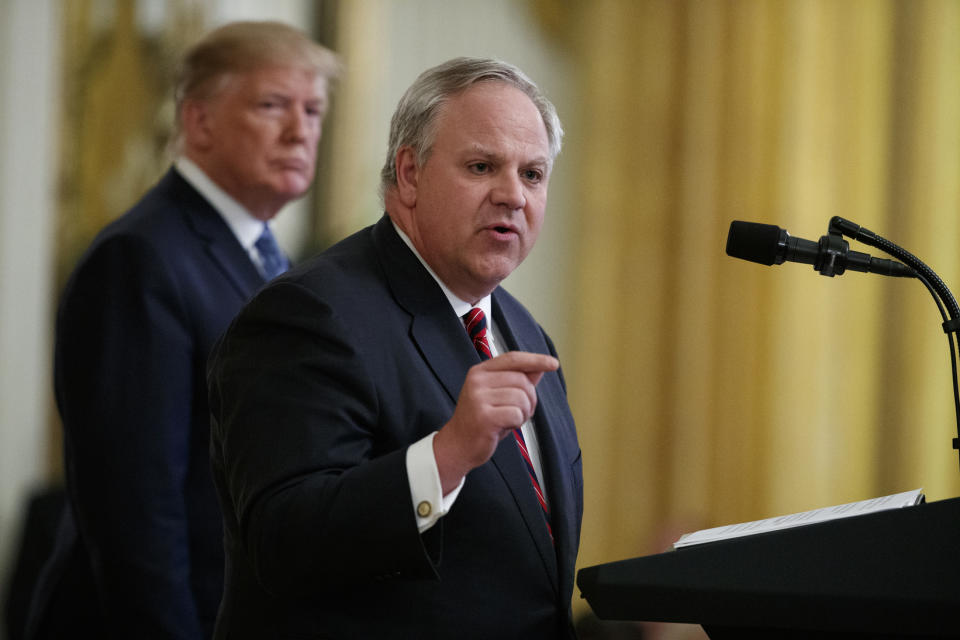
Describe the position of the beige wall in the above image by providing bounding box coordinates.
[0,5,60,631]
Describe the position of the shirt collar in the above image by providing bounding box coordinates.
[175,156,266,250]
[391,219,493,324]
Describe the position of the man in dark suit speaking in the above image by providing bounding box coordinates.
[207,57,583,638]
[27,22,339,639]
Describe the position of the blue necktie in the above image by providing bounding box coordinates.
[255,224,289,280]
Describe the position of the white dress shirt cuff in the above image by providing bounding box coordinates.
[407,431,464,532]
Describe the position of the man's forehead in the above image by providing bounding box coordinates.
[433,86,548,152]
[231,66,328,95]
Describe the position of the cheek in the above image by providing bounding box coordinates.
[301,132,320,160]
[240,121,279,150]
[228,140,264,172]
[525,204,546,238]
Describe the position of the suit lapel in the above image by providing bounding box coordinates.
[490,435,561,593]
[373,216,478,403]
[524,359,579,602]
[410,313,480,402]
[165,169,266,298]
[491,294,567,592]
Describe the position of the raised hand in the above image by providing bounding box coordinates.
[433,351,559,494]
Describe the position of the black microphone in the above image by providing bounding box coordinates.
[726,220,916,278]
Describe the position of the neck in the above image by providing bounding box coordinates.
[182,151,280,221]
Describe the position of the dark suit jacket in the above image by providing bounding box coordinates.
[27,168,269,639]
[207,214,583,639]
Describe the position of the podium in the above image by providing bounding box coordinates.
[577,497,960,639]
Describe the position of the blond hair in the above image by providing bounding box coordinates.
[172,21,340,147]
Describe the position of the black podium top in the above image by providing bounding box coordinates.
[578,497,960,639]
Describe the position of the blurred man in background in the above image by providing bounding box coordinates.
[26,21,338,639]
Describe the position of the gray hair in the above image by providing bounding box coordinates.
[172,21,340,149]
[379,57,563,202]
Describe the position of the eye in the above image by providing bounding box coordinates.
[257,100,285,112]
[469,162,491,174]
[522,168,544,183]
[257,94,292,112]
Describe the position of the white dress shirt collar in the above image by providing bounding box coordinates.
[174,156,266,252]
[391,219,494,341]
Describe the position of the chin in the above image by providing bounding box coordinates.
[273,183,310,202]
[475,264,518,290]
[274,172,312,194]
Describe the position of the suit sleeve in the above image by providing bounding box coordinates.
[208,279,438,597]
[55,234,204,639]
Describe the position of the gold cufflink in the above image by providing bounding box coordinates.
[417,501,432,517]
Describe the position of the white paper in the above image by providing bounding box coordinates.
[673,488,924,549]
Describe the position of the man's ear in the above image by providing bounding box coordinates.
[395,146,419,208]
[181,99,214,151]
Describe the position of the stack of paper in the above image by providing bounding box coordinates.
[673,488,924,549]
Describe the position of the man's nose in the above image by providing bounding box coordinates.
[491,172,526,210]
[283,107,313,142]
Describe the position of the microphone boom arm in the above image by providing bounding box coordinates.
[829,216,960,464]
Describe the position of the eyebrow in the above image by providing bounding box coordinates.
[465,144,549,167]
[256,91,327,109]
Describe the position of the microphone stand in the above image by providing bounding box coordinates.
[828,216,960,471]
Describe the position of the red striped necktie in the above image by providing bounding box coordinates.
[462,308,553,542]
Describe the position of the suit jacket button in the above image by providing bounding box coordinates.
[417,501,432,518]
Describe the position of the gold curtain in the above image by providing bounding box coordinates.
[540,0,960,593]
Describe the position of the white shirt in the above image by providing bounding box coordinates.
[174,156,278,277]
[392,222,549,533]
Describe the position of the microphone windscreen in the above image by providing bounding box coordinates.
[726,221,782,265]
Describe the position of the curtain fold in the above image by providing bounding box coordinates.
[543,0,960,588]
